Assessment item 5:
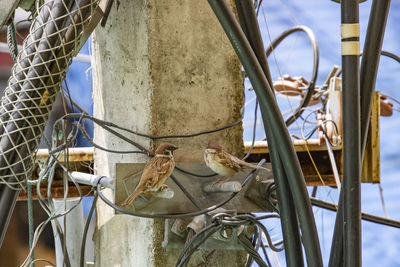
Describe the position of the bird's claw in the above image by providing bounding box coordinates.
[160,184,169,190]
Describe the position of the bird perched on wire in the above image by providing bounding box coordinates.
[204,140,269,184]
[120,143,178,207]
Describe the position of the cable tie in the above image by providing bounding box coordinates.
[340,23,360,39]
[341,41,360,56]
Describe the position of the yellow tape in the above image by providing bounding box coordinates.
[341,23,360,39]
[341,41,360,56]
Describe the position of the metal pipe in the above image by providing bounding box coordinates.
[341,1,361,266]
[360,0,391,157]
[234,1,304,265]
[70,172,114,189]
[207,1,322,266]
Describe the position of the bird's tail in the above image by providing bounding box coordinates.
[241,161,270,171]
[120,189,143,207]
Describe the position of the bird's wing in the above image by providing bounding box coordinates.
[121,157,174,207]
[216,151,242,172]
[229,154,269,171]
[138,157,174,190]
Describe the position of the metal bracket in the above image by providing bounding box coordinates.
[162,208,255,250]
[115,162,273,214]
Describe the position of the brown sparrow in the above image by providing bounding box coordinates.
[120,143,178,207]
[204,140,268,184]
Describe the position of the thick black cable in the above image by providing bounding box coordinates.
[339,1,361,266]
[360,0,391,160]
[207,1,322,266]
[235,2,305,266]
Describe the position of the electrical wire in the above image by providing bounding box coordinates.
[80,191,98,267]
[323,131,341,192]
[175,212,281,267]
[265,26,319,126]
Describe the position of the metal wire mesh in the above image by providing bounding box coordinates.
[0,0,99,189]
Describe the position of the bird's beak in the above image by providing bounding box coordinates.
[172,146,179,151]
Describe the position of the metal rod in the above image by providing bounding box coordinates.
[207,1,322,266]
[70,172,114,189]
[341,1,361,266]
[203,181,242,193]
[234,1,304,265]
[360,0,391,157]
[310,197,400,229]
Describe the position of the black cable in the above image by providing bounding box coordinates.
[238,232,268,267]
[260,243,272,267]
[176,225,223,267]
[381,50,400,63]
[243,99,259,161]
[265,25,319,126]
[80,191,98,267]
[75,122,147,155]
[96,159,266,219]
[207,2,321,265]
[100,0,114,27]
[174,166,217,178]
[311,186,318,198]
[57,112,241,141]
[176,212,280,267]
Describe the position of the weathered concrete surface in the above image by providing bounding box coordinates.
[148,0,244,161]
[92,0,245,266]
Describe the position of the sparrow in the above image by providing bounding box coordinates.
[204,140,268,184]
[120,143,178,207]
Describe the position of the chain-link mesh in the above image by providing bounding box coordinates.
[0,0,99,189]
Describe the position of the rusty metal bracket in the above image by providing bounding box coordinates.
[162,208,254,250]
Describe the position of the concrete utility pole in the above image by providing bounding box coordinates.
[92,0,245,266]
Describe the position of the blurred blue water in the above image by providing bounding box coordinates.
[242,1,400,266]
